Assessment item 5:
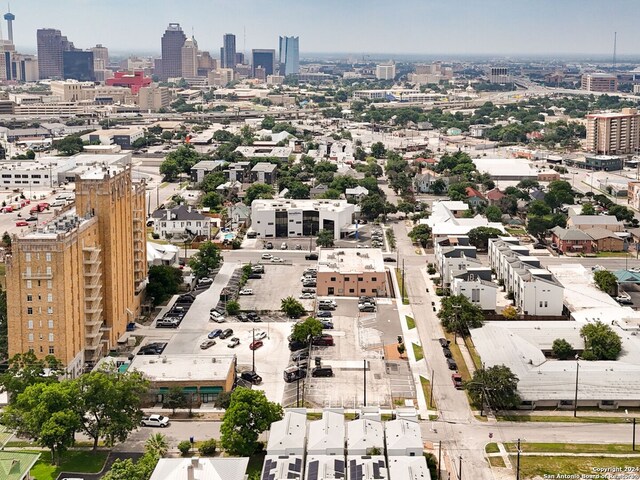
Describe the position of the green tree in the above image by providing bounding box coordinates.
[467,226,503,250]
[160,145,201,180]
[3,381,79,465]
[316,229,335,248]
[437,295,484,339]
[290,317,323,343]
[189,241,222,279]
[53,135,84,155]
[580,321,622,360]
[528,200,552,217]
[370,142,386,158]
[244,183,275,205]
[502,305,518,320]
[431,178,446,195]
[593,270,618,296]
[164,386,186,415]
[145,433,169,458]
[159,158,180,181]
[608,205,634,223]
[281,296,306,318]
[359,194,387,220]
[261,116,276,130]
[408,224,431,247]
[200,171,226,193]
[102,450,158,480]
[198,438,217,456]
[581,203,596,215]
[201,192,222,209]
[146,265,183,306]
[516,179,540,190]
[75,366,148,450]
[226,300,240,315]
[0,351,64,401]
[465,365,520,411]
[220,388,283,456]
[484,205,503,223]
[552,338,574,360]
[285,181,310,199]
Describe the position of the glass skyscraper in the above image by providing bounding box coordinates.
[278,36,299,76]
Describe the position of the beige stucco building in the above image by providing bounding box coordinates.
[586,108,640,155]
[6,165,146,376]
[316,248,388,297]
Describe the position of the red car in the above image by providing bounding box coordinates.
[15,221,28,227]
[452,374,463,389]
[249,340,264,350]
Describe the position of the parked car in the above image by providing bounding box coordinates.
[138,342,167,355]
[439,338,451,348]
[15,221,28,227]
[281,243,288,250]
[318,303,335,311]
[303,281,317,288]
[383,257,397,262]
[316,310,333,318]
[200,339,216,349]
[271,257,284,263]
[141,415,170,428]
[300,293,315,299]
[252,265,265,273]
[447,358,458,370]
[312,366,334,377]
[289,340,308,352]
[284,366,307,383]
[265,242,273,249]
[291,350,309,362]
[318,299,337,307]
[254,331,267,340]
[359,296,376,305]
[248,273,262,279]
[442,347,453,358]
[302,288,316,294]
[239,288,253,295]
[197,277,213,286]
[305,253,319,260]
[249,340,264,350]
[321,320,334,329]
[208,329,223,339]
[261,253,273,260]
[312,334,334,346]
[210,310,225,322]
[240,371,262,384]
[219,328,234,339]
[452,374,463,389]
[227,337,240,348]
[237,314,249,322]
[156,318,180,328]
[358,304,375,312]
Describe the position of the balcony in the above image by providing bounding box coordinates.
[84,291,103,302]
[83,247,101,265]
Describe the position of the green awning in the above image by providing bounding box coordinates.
[158,387,169,393]
[199,386,223,394]
[182,387,198,393]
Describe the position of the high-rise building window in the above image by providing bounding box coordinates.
[27,333,34,342]
[48,346,55,355]
[26,294,32,302]
[47,280,52,289]
[47,307,53,315]
[46,253,52,262]
[27,320,33,329]
[48,333,54,342]
[27,307,33,315]
[46,267,52,275]
[47,293,53,302]
[25,253,31,262]
[26,280,32,289]
[48,320,54,329]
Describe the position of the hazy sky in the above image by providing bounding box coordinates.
[7,0,640,57]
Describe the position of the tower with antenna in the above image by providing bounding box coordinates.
[613,31,617,68]
[3,5,14,44]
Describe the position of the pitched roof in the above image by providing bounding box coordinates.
[569,215,623,226]
[485,188,505,201]
[583,227,623,241]
[0,451,40,480]
[151,204,208,221]
[465,186,485,199]
[550,226,592,241]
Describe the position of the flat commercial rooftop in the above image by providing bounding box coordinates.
[547,264,620,311]
[472,158,538,178]
[318,248,385,274]
[128,354,235,382]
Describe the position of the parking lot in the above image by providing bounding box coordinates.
[239,262,316,312]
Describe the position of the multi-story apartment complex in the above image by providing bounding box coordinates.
[6,165,147,376]
[586,108,640,155]
[488,238,564,316]
[581,73,618,92]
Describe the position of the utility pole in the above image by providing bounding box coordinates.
[363,359,367,407]
[402,259,406,299]
[429,368,434,409]
[458,456,462,480]
[437,440,441,480]
[296,358,300,407]
[634,417,637,451]
[252,328,256,373]
[516,438,521,480]
[573,358,580,417]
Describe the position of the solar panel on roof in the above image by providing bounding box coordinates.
[308,461,319,480]
[294,458,302,471]
[335,459,345,472]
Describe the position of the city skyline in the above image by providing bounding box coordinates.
[5,0,640,57]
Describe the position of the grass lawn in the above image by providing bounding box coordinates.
[463,336,482,370]
[504,442,636,454]
[505,228,527,236]
[497,414,628,424]
[485,443,500,454]
[594,251,631,257]
[444,332,471,381]
[419,375,436,410]
[28,449,108,480]
[395,268,410,304]
[247,452,266,477]
[412,343,424,361]
[405,316,416,329]
[488,456,506,468]
[511,455,640,478]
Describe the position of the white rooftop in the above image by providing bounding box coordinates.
[346,419,384,454]
[252,198,354,214]
[266,410,307,455]
[78,164,127,180]
[346,456,388,480]
[306,410,345,455]
[384,420,422,453]
[318,248,385,274]
[387,456,431,480]
[471,321,640,402]
[547,264,620,311]
[424,201,505,238]
[150,457,248,480]
[128,354,234,382]
[472,158,538,178]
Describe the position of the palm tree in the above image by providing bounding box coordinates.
[145,433,169,458]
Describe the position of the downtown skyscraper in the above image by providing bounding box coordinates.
[279,36,299,76]
[37,28,74,80]
[160,23,186,81]
[220,33,236,70]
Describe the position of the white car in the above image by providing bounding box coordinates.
[299,293,315,299]
[253,331,268,340]
[239,288,253,295]
[141,414,170,428]
[271,257,284,263]
[210,310,225,322]
[261,253,273,260]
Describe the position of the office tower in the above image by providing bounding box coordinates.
[235,52,244,66]
[586,108,640,155]
[197,51,216,76]
[63,51,94,81]
[6,164,147,376]
[181,36,198,78]
[375,63,395,80]
[4,10,14,44]
[489,67,510,84]
[91,44,109,70]
[581,73,618,92]
[220,33,236,69]
[251,49,275,77]
[160,23,186,80]
[279,36,299,75]
[37,28,74,79]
